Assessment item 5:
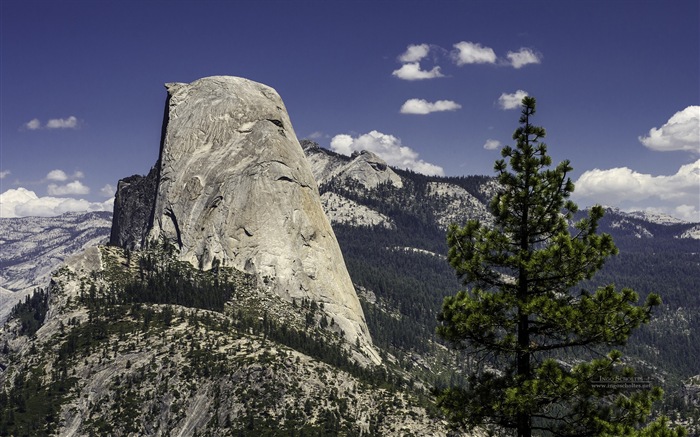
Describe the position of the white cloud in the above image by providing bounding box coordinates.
[0,187,113,218]
[46,169,85,182]
[46,116,79,129]
[24,118,41,130]
[330,130,444,176]
[47,180,90,196]
[506,48,541,69]
[400,99,461,115]
[573,160,700,222]
[452,41,497,65]
[307,131,326,140]
[100,184,116,197]
[399,44,431,63]
[639,106,700,153]
[0,170,10,179]
[483,139,502,150]
[46,169,69,181]
[22,116,80,130]
[392,62,444,80]
[498,90,529,110]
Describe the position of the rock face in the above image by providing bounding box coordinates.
[134,76,378,363]
[340,150,404,189]
[303,140,403,190]
[109,166,158,250]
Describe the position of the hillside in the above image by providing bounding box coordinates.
[302,142,700,430]
[0,244,463,436]
[1,143,698,434]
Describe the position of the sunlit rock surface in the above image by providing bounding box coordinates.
[144,76,379,363]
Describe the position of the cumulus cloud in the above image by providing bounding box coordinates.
[452,41,497,65]
[506,48,541,69]
[483,139,502,150]
[0,187,113,218]
[400,99,461,115]
[0,170,10,179]
[399,44,431,63]
[498,90,529,110]
[46,116,79,129]
[46,169,68,181]
[100,184,116,197]
[46,169,85,182]
[24,118,41,130]
[573,160,700,222]
[47,180,90,196]
[392,62,444,80]
[639,106,700,153]
[330,130,444,176]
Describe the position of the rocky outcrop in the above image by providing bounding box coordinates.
[303,140,403,189]
[426,182,494,229]
[109,166,158,250]
[339,150,404,189]
[303,140,350,186]
[320,192,395,229]
[126,76,378,363]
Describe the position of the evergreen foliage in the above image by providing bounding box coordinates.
[10,287,49,337]
[436,96,686,436]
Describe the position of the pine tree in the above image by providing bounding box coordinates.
[436,96,686,436]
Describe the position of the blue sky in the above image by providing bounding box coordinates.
[1,0,698,220]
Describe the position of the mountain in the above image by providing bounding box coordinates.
[0,77,462,436]
[0,211,112,321]
[1,106,699,433]
[1,243,460,436]
[300,142,700,431]
[111,76,378,365]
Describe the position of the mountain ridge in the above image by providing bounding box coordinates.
[1,139,698,434]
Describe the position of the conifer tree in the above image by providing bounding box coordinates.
[436,97,686,436]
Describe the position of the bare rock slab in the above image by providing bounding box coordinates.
[145,76,379,364]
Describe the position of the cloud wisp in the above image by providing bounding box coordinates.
[639,106,700,153]
[0,170,10,179]
[46,169,85,182]
[24,118,41,130]
[483,139,502,150]
[398,43,431,63]
[400,99,461,115]
[573,159,700,222]
[498,90,529,110]
[392,62,444,81]
[22,116,80,130]
[451,41,497,65]
[330,130,444,176]
[506,48,542,69]
[100,184,116,198]
[47,180,90,196]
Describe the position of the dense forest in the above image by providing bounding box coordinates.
[323,169,700,423]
